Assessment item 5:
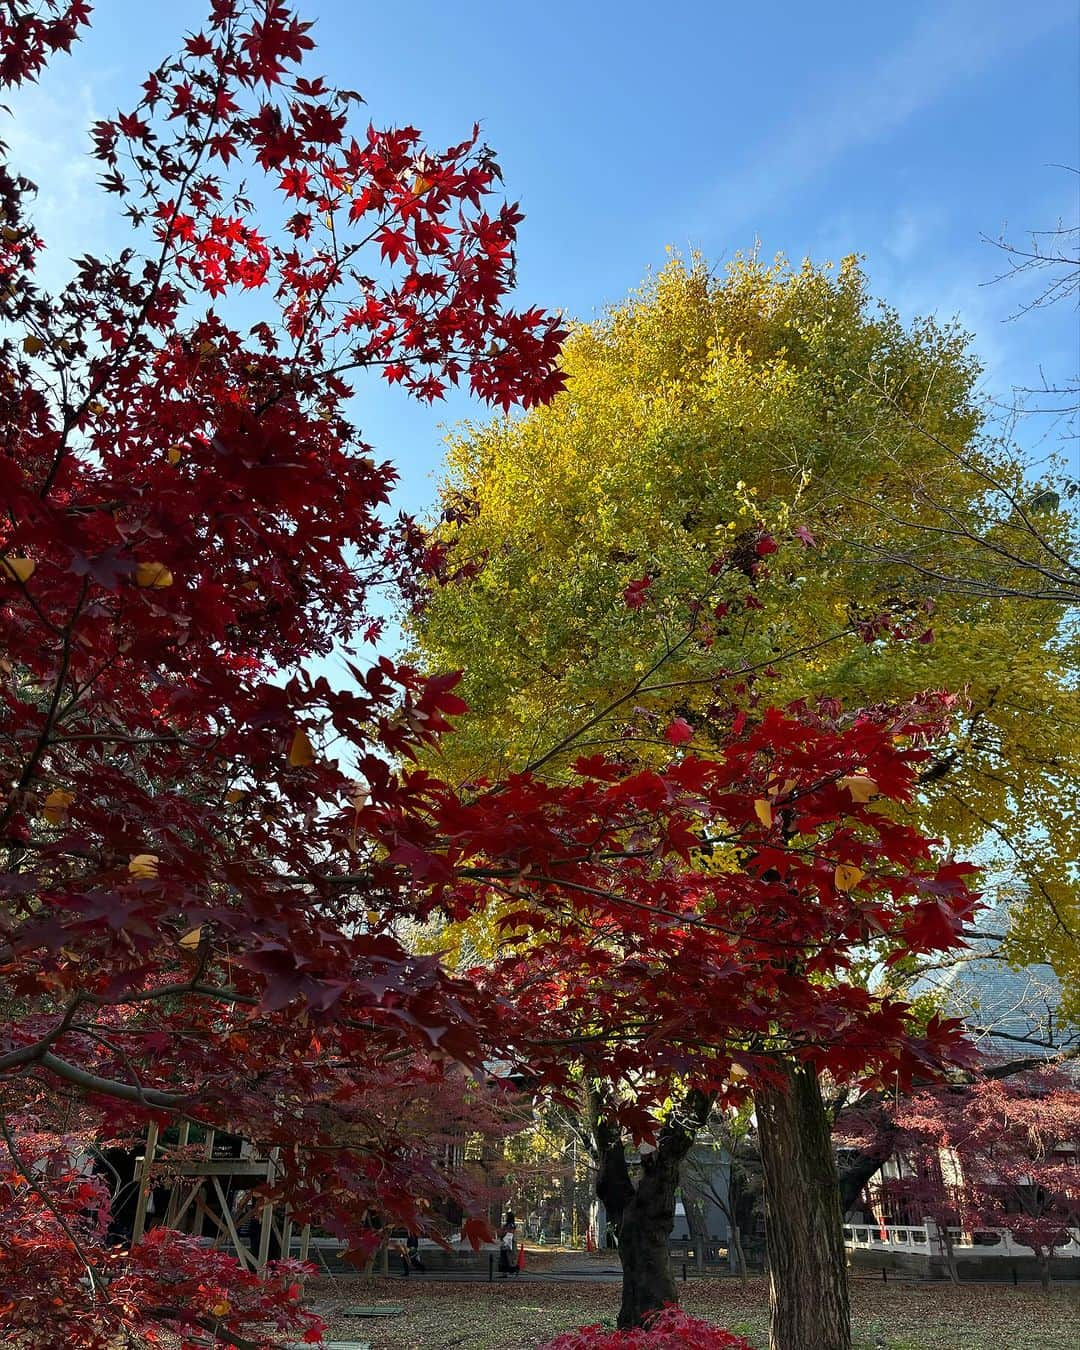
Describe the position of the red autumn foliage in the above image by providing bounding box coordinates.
[448,700,980,1125]
[885,1070,1080,1280]
[662,716,694,745]
[0,1,91,88]
[622,575,653,610]
[540,1306,755,1349]
[0,1131,324,1347]
[0,3,983,1344]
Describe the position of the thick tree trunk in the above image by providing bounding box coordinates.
[589,1086,711,1329]
[614,1155,683,1328]
[755,1063,851,1350]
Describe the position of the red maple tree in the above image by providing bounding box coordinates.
[886,1069,1080,1287]
[0,5,984,1347]
[1,2,565,1343]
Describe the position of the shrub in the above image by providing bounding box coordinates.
[540,1306,755,1349]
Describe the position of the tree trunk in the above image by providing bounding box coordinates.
[589,1086,712,1329]
[1035,1247,1051,1291]
[755,1062,851,1350]
[728,1214,748,1281]
[679,1167,709,1271]
[939,1225,959,1284]
[837,1140,894,1216]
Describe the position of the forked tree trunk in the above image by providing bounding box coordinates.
[680,1170,709,1271]
[589,1086,712,1329]
[755,1062,851,1350]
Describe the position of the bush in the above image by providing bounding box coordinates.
[540,1306,755,1349]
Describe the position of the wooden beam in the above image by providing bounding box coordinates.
[210,1174,256,1273]
[169,1179,204,1230]
[131,1121,159,1244]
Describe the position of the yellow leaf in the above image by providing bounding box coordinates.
[178,926,202,950]
[22,335,44,355]
[834,863,864,892]
[166,445,183,465]
[42,788,75,824]
[134,562,173,589]
[412,175,433,195]
[753,798,773,828]
[198,341,216,358]
[1,556,35,583]
[128,853,160,880]
[288,727,315,767]
[839,775,878,803]
[210,1300,230,1318]
[365,910,380,926]
[225,788,247,804]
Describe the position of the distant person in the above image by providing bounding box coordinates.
[497,1210,517,1277]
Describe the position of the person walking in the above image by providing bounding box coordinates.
[497,1209,517,1277]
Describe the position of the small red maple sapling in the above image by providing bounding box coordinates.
[541,1307,755,1348]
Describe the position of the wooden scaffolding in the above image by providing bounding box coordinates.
[132,1122,311,1275]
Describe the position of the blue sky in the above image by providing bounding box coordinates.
[5,0,1078,516]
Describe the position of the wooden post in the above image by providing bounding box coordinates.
[255,1148,280,1276]
[131,1121,159,1244]
[165,1121,190,1227]
[298,1223,311,1264]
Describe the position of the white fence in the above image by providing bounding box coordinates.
[843,1222,1080,1259]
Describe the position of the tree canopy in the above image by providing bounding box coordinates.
[411,254,1079,1015]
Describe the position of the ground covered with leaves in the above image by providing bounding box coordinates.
[313,1275,1080,1349]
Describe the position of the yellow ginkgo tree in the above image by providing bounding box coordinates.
[411,252,1079,1019]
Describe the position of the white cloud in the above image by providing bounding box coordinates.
[883,208,944,264]
[693,0,1077,238]
[2,80,109,292]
